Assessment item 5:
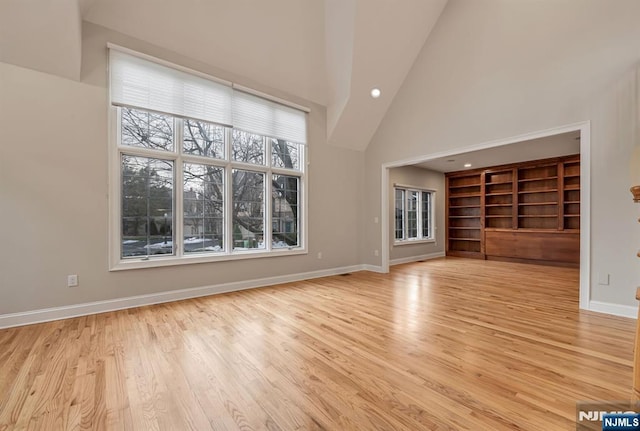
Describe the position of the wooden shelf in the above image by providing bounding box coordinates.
[485,227,578,233]
[449,193,481,198]
[486,192,512,196]
[486,181,512,185]
[564,174,580,178]
[485,204,513,207]
[518,189,558,194]
[564,186,580,191]
[486,215,512,218]
[518,202,558,206]
[449,184,481,189]
[518,176,558,182]
[564,200,580,204]
[518,215,558,218]
[563,214,580,218]
[446,171,483,257]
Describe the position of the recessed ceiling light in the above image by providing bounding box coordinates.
[464,163,472,168]
[370,88,381,98]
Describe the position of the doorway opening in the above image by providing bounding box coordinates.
[381,121,590,309]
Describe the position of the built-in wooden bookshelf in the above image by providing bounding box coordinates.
[445,154,580,266]
[484,168,515,230]
[446,172,483,258]
[517,163,559,230]
[562,159,581,230]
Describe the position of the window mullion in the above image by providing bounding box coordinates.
[230,160,270,173]
[266,135,272,168]
[415,191,420,240]
[175,117,184,257]
[271,166,301,176]
[114,107,123,263]
[428,193,431,239]
[225,128,233,254]
[264,136,272,252]
[403,189,407,240]
[182,154,227,167]
[403,191,408,240]
[118,145,179,161]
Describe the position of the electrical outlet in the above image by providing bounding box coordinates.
[67,274,79,287]
[597,273,610,285]
[374,217,379,224]
[317,252,323,259]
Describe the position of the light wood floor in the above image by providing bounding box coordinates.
[0,257,636,430]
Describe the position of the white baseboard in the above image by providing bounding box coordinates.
[390,251,445,266]
[6,263,632,329]
[361,264,385,273]
[0,265,366,329]
[588,300,637,319]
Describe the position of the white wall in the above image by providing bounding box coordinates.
[388,166,445,262]
[0,23,363,315]
[363,0,640,308]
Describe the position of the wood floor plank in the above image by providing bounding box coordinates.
[0,258,636,430]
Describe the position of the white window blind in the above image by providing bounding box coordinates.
[109,49,233,126]
[232,90,307,144]
[109,47,307,144]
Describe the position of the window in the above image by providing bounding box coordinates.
[109,47,307,269]
[394,187,434,243]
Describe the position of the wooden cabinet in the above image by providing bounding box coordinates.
[485,230,579,266]
[445,155,580,266]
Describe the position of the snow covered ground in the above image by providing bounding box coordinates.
[122,237,295,257]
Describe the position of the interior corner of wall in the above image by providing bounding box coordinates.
[326,96,350,142]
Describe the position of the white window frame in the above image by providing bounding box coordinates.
[393,186,436,246]
[108,50,308,271]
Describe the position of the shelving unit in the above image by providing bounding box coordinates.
[446,172,483,258]
[445,154,580,267]
[517,163,559,230]
[562,159,581,230]
[484,168,514,229]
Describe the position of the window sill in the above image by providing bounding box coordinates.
[393,238,436,247]
[110,247,307,271]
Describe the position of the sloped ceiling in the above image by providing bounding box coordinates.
[1,0,448,151]
[325,0,448,150]
[0,0,82,81]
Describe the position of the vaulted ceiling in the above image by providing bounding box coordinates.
[0,0,448,150]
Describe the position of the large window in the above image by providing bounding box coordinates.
[394,187,434,243]
[109,48,307,269]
